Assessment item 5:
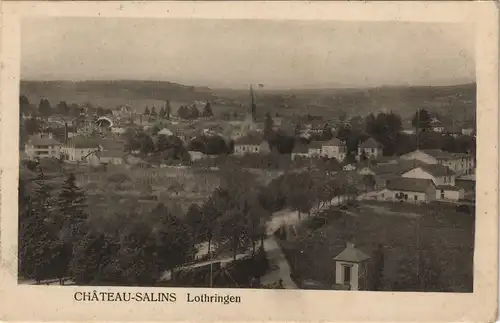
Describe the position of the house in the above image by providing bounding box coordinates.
[60,136,101,162]
[400,149,475,176]
[381,178,436,203]
[188,151,206,161]
[25,134,62,160]
[333,242,371,291]
[444,125,462,138]
[357,138,383,161]
[97,149,127,165]
[291,144,310,160]
[158,128,174,136]
[321,138,347,162]
[308,142,322,158]
[343,164,357,171]
[435,185,465,201]
[401,164,456,187]
[461,126,475,136]
[431,121,445,133]
[233,134,271,156]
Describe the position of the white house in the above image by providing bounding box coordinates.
[291,144,310,160]
[25,134,62,160]
[321,138,347,162]
[357,138,383,161]
[233,134,271,156]
[379,178,437,203]
[435,185,465,201]
[401,164,456,187]
[400,149,475,176]
[308,142,323,158]
[61,136,101,162]
[333,242,370,291]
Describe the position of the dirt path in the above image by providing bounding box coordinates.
[260,236,297,289]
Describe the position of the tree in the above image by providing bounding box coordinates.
[263,112,274,140]
[24,118,40,135]
[144,106,150,115]
[38,98,52,116]
[53,173,88,284]
[19,169,60,283]
[321,124,334,140]
[150,106,157,117]
[202,101,214,117]
[56,101,70,115]
[159,106,166,119]
[412,109,432,131]
[177,106,191,119]
[189,105,200,119]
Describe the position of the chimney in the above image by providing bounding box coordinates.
[64,122,68,144]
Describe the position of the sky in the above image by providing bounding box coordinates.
[21,18,475,89]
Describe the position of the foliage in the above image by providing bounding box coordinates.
[412,109,432,131]
[38,98,52,116]
[202,101,214,117]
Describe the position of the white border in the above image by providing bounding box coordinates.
[0,2,498,322]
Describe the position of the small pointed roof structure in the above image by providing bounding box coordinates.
[334,242,370,263]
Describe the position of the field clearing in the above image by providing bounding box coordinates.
[282,201,475,292]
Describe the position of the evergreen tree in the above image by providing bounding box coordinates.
[56,101,70,115]
[321,123,334,140]
[38,98,52,116]
[144,106,150,115]
[412,109,432,131]
[150,106,157,117]
[159,106,166,119]
[20,169,60,283]
[57,173,88,239]
[202,101,214,117]
[189,105,200,119]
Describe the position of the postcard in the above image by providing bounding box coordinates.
[0,1,498,322]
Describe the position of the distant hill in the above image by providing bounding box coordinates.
[20,80,476,121]
[20,80,216,113]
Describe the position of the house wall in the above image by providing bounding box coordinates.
[25,144,61,160]
[322,145,347,161]
[308,148,321,157]
[385,189,429,203]
[234,144,259,155]
[335,261,360,290]
[61,147,97,162]
[401,167,455,186]
[436,188,464,201]
[291,153,309,160]
[358,147,382,159]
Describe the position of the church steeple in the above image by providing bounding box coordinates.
[249,85,256,122]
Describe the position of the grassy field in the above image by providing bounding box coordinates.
[280,201,475,292]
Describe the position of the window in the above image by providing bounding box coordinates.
[414,195,418,201]
[441,189,445,199]
[404,194,408,200]
[343,265,352,284]
[381,193,385,198]
[444,177,447,183]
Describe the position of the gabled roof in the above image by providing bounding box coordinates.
[98,149,127,158]
[418,164,455,177]
[308,141,323,149]
[437,185,462,191]
[420,149,457,160]
[334,244,370,263]
[234,134,264,145]
[292,144,309,154]
[323,138,344,147]
[359,138,383,149]
[372,159,427,176]
[387,178,435,193]
[28,135,61,146]
[66,136,101,149]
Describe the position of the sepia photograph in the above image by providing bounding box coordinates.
[17,17,478,292]
[0,1,498,322]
